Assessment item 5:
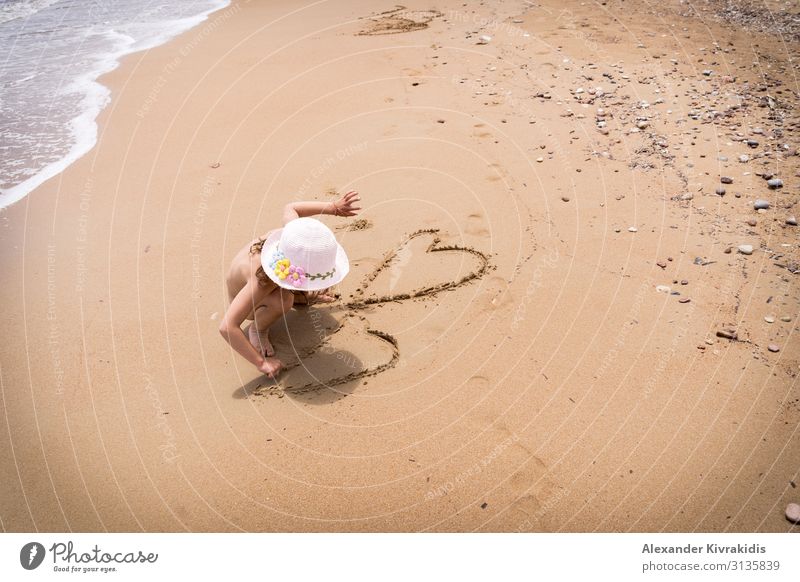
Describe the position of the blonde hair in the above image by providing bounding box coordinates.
[249,237,270,286]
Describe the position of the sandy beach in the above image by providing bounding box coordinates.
[0,0,798,532]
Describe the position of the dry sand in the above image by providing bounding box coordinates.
[0,0,798,532]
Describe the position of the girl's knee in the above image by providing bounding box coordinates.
[278,289,294,314]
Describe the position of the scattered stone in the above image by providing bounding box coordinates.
[657,261,666,269]
[746,139,759,148]
[767,178,783,189]
[715,187,726,196]
[753,199,770,210]
[679,193,693,201]
[724,247,732,254]
[656,285,671,294]
[702,69,712,76]
[705,339,714,346]
[764,316,775,323]
[680,279,688,285]
[614,227,621,233]
[716,329,738,341]
[746,218,757,227]
[678,298,691,303]
[628,226,638,232]
[636,120,649,129]
[737,244,754,255]
[786,216,797,226]
[561,196,570,202]
[720,176,733,184]
[210,162,220,169]
[787,503,800,524]
[738,154,750,163]
[780,316,792,322]
[476,35,492,44]
[767,344,780,353]
[536,157,544,162]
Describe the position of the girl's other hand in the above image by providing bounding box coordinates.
[332,190,361,217]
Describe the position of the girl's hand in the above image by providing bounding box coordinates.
[258,357,282,379]
[331,190,361,217]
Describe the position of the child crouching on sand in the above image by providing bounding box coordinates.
[219,191,361,378]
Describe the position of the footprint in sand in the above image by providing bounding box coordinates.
[356,7,442,36]
[254,228,491,397]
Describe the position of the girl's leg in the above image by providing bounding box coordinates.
[247,287,294,356]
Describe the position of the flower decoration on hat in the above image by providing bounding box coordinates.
[269,249,306,286]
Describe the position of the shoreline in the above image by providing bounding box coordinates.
[0,0,231,210]
[0,0,797,532]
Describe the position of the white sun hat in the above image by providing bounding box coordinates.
[261,217,350,291]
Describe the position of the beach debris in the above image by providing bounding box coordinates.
[477,35,492,44]
[787,503,800,524]
[754,199,770,210]
[767,178,783,189]
[767,344,781,353]
[628,226,638,232]
[693,257,714,266]
[656,285,671,294]
[720,176,733,184]
[716,329,738,341]
[764,316,775,323]
[786,216,797,226]
[737,244,754,255]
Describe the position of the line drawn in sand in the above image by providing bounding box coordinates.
[252,228,492,398]
[356,6,442,36]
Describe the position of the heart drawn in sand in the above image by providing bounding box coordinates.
[254,229,491,397]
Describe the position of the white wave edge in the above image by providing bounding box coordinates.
[0,0,231,210]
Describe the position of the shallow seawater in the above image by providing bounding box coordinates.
[0,0,229,208]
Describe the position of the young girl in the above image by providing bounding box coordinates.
[219,191,361,378]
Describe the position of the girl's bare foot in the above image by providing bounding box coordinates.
[248,323,275,357]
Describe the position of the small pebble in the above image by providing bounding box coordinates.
[764,316,775,323]
[656,285,671,294]
[753,199,770,210]
[715,187,726,196]
[780,316,792,322]
[737,244,753,255]
[768,344,780,353]
[746,219,757,227]
[720,176,733,184]
[767,178,783,189]
[561,196,570,202]
[679,193,693,201]
[716,329,738,340]
[628,226,638,232]
[657,261,666,269]
[536,157,544,162]
[724,247,732,254]
[476,35,492,44]
[787,216,798,226]
[787,503,800,524]
[738,154,750,163]
[678,298,691,303]
[680,279,688,285]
